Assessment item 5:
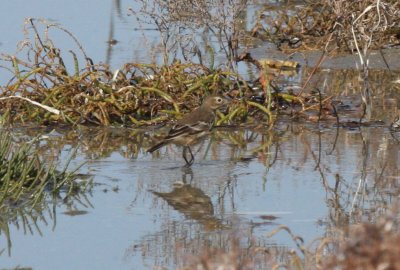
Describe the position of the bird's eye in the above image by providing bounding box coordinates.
[216,98,222,103]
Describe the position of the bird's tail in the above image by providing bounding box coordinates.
[147,141,167,153]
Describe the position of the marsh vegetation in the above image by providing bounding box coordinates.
[1,0,400,269]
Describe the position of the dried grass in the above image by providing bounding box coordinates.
[252,0,400,52]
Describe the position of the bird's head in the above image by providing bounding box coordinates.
[203,95,229,110]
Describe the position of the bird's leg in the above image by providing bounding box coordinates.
[182,146,190,166]
[187,146,195,166]
[182,146,195,167]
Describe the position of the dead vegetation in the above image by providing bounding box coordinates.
[252,0,400,52]
[177,206,400,270]
[324,205,400,270]
[0,19,332,127]
[2,1,399,127]
[1,1,399,268]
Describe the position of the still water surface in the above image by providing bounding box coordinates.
[1,122,399,269]
[1,0,400,269]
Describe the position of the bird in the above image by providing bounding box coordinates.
[147,95,228,166]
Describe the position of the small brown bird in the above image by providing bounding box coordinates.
[147,95,228,166]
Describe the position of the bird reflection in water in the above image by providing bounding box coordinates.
[150,167,225,230]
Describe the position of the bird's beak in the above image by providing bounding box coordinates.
[219,97,230,111]
[222,95,231,106]
[220,94,230,103]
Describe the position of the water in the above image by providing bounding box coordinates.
[1,1,400,269]
[0,0,156,84]
[1,122,399,269]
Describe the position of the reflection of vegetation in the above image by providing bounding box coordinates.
[179,236,278,269]
[252,0,400,51]
[177,206,400,270]
[308,69,400,123]
[3,119,396,226]
[0,191,92,256]
[0,132,91,211]
[131,0,249,70]
[0,131,92,255]
[125,120,400,269]
[1,121,397,269]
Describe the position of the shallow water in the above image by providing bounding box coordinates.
[1,121,399,269]
[1,1,400,269]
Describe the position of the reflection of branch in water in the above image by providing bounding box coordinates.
[63,192,94,217]
[326,174,350,226]
[114,0,124,20]
[0,192,92,256]
[106,0,128,64]
[105,10,115,65]
[0,217,12,256]
[259,132,279,187]
[301,124,350,226]
[244,128,276,167]
[217,172,238,215]
[327,124,340,155]
[268,138,280,168]
[314,130,322,170]
[309,132,340,223]
[329,175,344,222]
[349,131,369,219]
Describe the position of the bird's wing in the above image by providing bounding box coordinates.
[166,121,210,139]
